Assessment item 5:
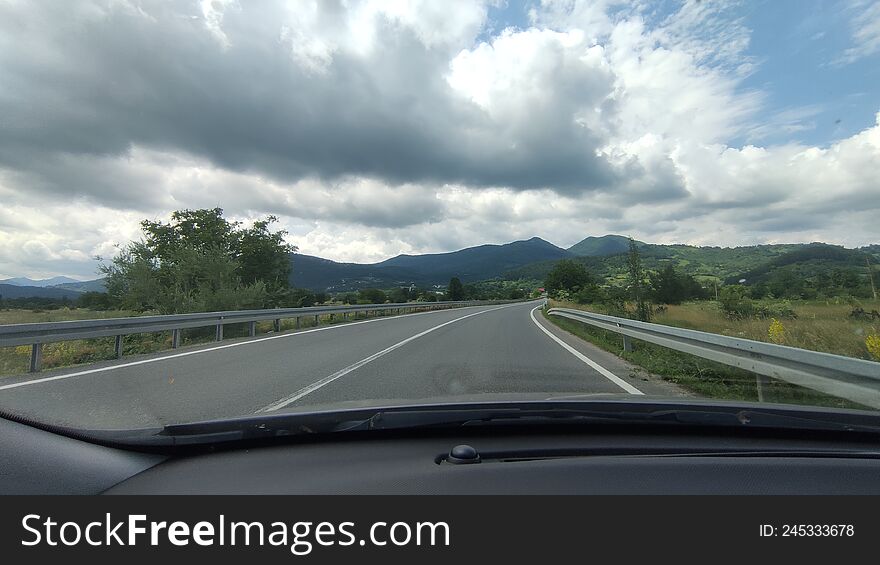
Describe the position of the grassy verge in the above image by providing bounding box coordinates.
[0,307,398,377]
[558,299,880,361]
[542,306,868,410]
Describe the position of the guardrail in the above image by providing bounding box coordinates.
[0,300,520,372]
[546,306,880,409]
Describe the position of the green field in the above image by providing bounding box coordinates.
[543,299,880,410]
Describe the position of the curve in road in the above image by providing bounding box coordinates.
[0,301,647,429]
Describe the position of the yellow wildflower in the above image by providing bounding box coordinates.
[768,319,786,345]
[867,334,880,361]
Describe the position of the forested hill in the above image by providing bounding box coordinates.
[506,241,878,295]
[7,236,878,297]
[289,237,571,291]
[376,237,570,280]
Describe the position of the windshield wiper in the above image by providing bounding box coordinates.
[145,399,880,447]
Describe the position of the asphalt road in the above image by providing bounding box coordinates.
[0,301,678,429]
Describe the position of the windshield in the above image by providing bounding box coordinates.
[0,0,879,435]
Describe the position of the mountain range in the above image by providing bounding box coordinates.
[2,235,878,297]
[0,277,106,300]
[0,276,80,287]
[290,237,573,292]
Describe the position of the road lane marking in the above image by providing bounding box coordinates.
[0,305,500,393]
[530,306,644,395]
[257,303,524,412]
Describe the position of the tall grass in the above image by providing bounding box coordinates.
[557,299,880,361]
[545,300,876,410]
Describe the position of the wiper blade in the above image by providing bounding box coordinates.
[359,405,880,434]
[153,400,880,447]
[25,400,880,452]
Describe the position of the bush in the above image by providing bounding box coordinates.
[279,288,316,308]
[719,286,797,320]
[76,292,116,309]
[555,289,572,302]
[719,285,753,319]
[753,300,798,320]
[573,285,606,304]
[508,288,526,299]
[358,288,386,304]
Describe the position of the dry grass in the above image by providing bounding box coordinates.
[0,307,139,325]
[555,299,880,361]
[543,302,874,409]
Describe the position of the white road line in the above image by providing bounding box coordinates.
[0,305,493,393]
[257,303,522,412]
[529,305,644,395]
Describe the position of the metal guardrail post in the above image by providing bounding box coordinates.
[172,329,181,349]
[29,343,42,373]
[622,335,633,352]
[295,317,300,329]
[756,374,768,402]
[314,314,319,325]
[114,335,123,359]
[273,319,281,332]
[215,323,223,342]
[249,321,256,337]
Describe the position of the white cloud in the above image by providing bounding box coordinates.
[0,0,877,279]
[835,0,880,65]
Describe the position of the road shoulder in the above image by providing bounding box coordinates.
[532,306,694,398]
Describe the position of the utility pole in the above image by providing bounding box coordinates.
[867,256,877,301]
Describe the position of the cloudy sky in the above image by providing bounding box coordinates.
[0,0,878,280]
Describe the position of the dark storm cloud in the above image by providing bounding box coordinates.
[0,0,621,209]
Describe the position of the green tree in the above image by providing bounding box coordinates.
[508,288,526,299]
[76,291,116,310]
[447,277,464,300]
[342,292,359,304]
[573,284,606,304]
[358,288,387,304]
[650,264,705,304]
[766,269,804,299]
[279,288,316,308]
[387,287,409,303]
[462,283,482,300]
[100,208,295,313]
[650,264,684,304]
[545,259,593,296]
[627,237,651,321]
[237,216,293,291]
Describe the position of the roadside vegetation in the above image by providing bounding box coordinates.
[540,238,879,409]
[551,298,880,361]
[542,308,866,409]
